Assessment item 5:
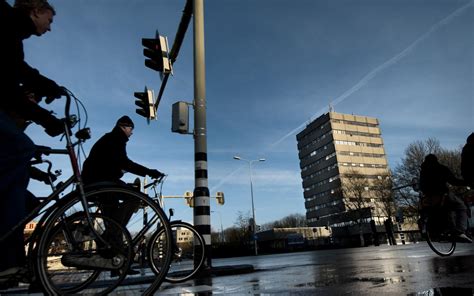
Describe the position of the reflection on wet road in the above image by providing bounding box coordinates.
[160,243,474,295]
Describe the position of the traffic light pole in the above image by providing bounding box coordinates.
[192,0,211,269]
[154,0,192,110]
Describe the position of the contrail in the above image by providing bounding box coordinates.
[210,165,245,193]
[212,1,473,191]
[269,0,474,149]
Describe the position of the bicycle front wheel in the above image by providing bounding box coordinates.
[425,216,456,257]
[148,221,206,283]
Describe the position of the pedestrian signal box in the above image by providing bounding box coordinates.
[172,101,189,134]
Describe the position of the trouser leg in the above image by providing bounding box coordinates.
[0,112,35,271]
[447,193,468,233]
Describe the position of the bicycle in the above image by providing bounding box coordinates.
[419,189,473,257]
[0,89,174,295]
[144,177,206,283]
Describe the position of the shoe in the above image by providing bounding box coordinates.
[110,268,140,277]
[0,267,30,283]
[61,253,125,270]
[456,233,473,243]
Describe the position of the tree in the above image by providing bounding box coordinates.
[372,172,395,219]
[341,169,371,247]
[223,211,252,245]
[261,213,307,230]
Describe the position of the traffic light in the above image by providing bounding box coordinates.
[216,192,225,205]
[142,33,172,74]
[134,87,156,120]
[184,191,194,207]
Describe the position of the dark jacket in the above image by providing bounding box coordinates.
[82,126,150,184]
[461,133,474,184]
[419,158,464,196]
[0,1,60,125]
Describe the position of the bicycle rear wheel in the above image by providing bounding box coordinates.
[148,221,206,283]
[36,210,132,295]
[425,216,456,257]
[36,186,173,295]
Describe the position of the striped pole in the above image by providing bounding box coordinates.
[192,0,211,268]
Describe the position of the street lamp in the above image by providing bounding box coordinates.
[211,210,224,243]
[233,156,265,255]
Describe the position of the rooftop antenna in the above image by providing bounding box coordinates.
[329,102,334,113]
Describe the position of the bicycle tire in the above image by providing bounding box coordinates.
[43,211,103,293]
[36,186,173,295]
[36,209,132,295]
[425,216,456,257]
[148,221,206,283]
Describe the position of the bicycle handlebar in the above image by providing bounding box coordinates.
[144,175,166,190]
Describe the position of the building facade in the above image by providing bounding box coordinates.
[296,112,391,233]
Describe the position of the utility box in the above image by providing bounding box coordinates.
[172,101,189,134]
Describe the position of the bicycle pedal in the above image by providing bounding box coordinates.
[61,254,125,270]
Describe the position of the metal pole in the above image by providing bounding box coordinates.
[192,0,211,269]
[154,0,192,110]
[212,210,224,243]
[249,161,258,256]
[220,215,224,243]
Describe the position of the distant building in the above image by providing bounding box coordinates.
[257,227,332,252]
[296,112,392,242]
[175,226,194,244]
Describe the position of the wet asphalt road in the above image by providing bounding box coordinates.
[3,242,472,295]
[158,242,474,295]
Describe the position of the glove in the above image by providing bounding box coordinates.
[45,85,66,104]
[43,115,64,137]
[41,78,64,104]
[147,169,164,179]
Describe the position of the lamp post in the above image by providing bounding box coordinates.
[233,156,265,256]
[211,210,224,243]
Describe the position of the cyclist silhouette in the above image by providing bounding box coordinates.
[81,116,164,276]
[461,132,474,187]
[419,154,471,243]
[1,0,64,285]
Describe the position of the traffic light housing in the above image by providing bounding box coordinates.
[142,33,172,74]
[184,191,194,207]
[134,87,156,120]
[216,192,225,205]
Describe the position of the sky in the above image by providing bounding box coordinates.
[15,0,473,231]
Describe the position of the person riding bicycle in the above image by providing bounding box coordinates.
[82,115,164,185]
[419,154,471,243]
[81,115,164,275]
[461,132,474,187]
[0,0,65,285]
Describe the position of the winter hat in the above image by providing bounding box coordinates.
[116,115,134,128]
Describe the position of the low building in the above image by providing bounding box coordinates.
[257,227,332,252]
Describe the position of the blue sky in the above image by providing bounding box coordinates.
[18,0,473,230]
